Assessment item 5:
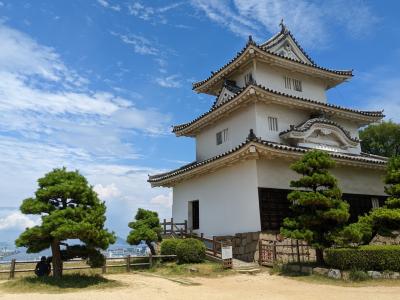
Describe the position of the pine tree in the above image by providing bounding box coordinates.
[280,150,350,264]
[15,168,116,278]
[340,156,400,244]
[127,208,162,255]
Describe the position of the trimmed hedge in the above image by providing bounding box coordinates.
[160,239,181,260]
[325,245,400,271]
[176,238,206,264]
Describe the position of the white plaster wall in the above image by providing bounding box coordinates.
[255,62,327,102]
[172,160,261,237]
[231,65,253,88]
[257,158,385,195]
[195,104,256,161]
[254,102,309,143]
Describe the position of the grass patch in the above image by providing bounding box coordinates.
[0,274,123,293]
[138,261,235,278]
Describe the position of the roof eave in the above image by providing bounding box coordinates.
[172,85,384,137]
[192,44,353,94]
[148,140,387,187]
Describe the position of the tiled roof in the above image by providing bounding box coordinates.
[210,80,243,108]
[279,117,360,143]
[173,84,384,134]
[192,37,352,90]
[148,136,387,184]
[261,27,316,66]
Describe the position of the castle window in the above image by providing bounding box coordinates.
[268,117,278,132]
[293,79,302,91]
[216,128,228,145]
[284,76,302,92]
[284,76,291,89]
[244,73,254,85]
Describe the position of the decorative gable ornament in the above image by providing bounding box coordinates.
[280,118,360,151]
[261,19,314,65]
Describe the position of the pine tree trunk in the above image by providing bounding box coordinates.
[316,248,324,265]
[146,241,156,255]
[51,240,63,278]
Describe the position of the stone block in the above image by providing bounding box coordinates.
[252,232,260,241]
[390,272,400,279]
[312,267,329,276]
[247,234,253,243]
[328,269,341,279]
[367,271,382,279]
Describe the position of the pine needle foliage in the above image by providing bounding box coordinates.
[15,168,116,278]
[126,208,162,255]
[339,156,400,245]
[280,150,350,263]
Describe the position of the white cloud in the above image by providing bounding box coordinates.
[0,22,173,241]
[191,0,378,47]
[111,31,158,56]
[155,74,182,88]
[0,21,86,86]
[363,78,400,123]
[150,192,173,208]
[128,2,184,23]
[0,211,38,231]
[94,183,121,200]
[97,0,120,11]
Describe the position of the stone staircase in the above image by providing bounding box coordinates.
[232,258,261,274]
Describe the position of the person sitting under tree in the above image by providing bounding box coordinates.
[35,256,51,277]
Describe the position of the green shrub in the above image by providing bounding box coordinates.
[160,239,181,260]
[325,245,400,271]
[175,238,206,264]
[349,270,369,281]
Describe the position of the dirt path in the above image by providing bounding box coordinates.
[2,273,400,300]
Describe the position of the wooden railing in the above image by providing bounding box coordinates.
[162,219,232,260]
[162,218,188,236]
[0,254,177,280]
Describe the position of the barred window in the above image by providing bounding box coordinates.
[245,73,254,85]
[284,76,302,92]
[268,116,278,132]
[284,76,292,89]
[293,79,302,91]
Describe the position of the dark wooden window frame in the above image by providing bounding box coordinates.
[258,187,387,231]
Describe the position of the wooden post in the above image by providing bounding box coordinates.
[213,236,217,257]
[149,253,153,268]
[272,241,277,261]
[9,259,16,280]
[258,240,262,265]
[189,228,193,237]
[184,220,188,234]
[296,240,301,264]
[171,218,174,235]
[102,264,107,274]
[126,255,131,272]
[163,219,166,235]
[180,228,184,237]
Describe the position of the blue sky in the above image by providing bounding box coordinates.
[0,0,399,243]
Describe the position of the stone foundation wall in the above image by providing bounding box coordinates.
[230,231,315,262]
[231,231,278,262]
